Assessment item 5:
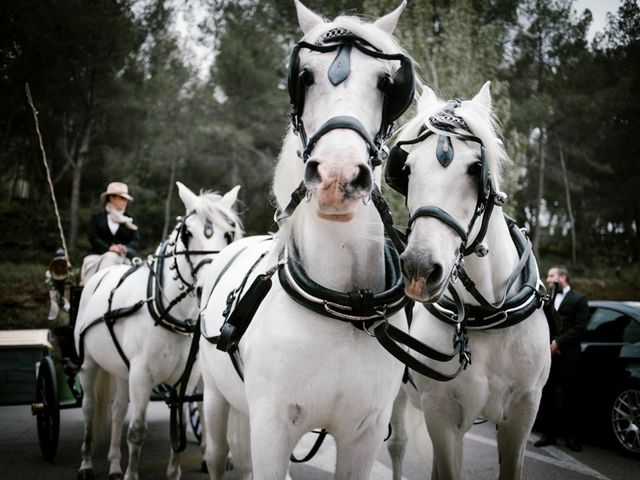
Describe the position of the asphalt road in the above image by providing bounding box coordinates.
[1,402,637,479]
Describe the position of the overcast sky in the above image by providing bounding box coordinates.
[574,0,622,39]
[174,1,626,80]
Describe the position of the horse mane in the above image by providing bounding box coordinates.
[196,191,244,240]
[395,87,509,189]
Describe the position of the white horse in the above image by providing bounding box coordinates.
[74,182,242,480]
[384,83,551,479]
[198,1,415,479]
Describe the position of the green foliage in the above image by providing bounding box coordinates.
[0,0,639,298]
[0,262,51,329]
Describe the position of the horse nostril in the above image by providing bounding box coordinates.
[425,263,443,286]
[304,160,322,186]
[400,257,409,279]
[350,164,372,192]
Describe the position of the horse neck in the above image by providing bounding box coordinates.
[460,210,521,304]
[291,203,387,293]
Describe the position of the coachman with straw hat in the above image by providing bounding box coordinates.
[80,181,141,285]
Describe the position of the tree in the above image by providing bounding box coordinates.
[0,0,146,251]
[505,0,593,260]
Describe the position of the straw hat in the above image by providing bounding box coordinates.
[100,181,134,201]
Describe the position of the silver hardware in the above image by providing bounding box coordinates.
[305,189,313,202]
[474,243,489,257]
[493,191,508,206]
[363,313,386,337]
[296,150,302,159]
[378,145,389,161]
[362,194,372,206]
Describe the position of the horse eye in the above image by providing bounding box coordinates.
[300,68,314,87]
[224,232,234,245]
[377,73,391,91]
[467,161,482,177]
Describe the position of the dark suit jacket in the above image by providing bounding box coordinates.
[554,289,589,366]
[88,211,140,258]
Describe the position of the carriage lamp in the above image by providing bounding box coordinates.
[493,192,508,206]
[48,248,70,282]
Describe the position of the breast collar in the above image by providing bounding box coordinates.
[425,215,546,330]
[278,238,408,329]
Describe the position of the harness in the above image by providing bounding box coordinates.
[71,211,224,370]
[207,183,409,364]
[378,100,548,381]
[288,28,415,168]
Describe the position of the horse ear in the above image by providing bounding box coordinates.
[472,81,492,111]
[373,1,407,34]
[294,0,323,34]
[220,185,241,210]
[418,85,439,111]
[176,181,199,212]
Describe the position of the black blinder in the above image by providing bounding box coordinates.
[384,129,433,196]
[381,56,416,128]
[479,145,492,203]
[384,144,410,196]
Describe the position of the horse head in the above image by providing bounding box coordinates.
[387,82,508,302]
[276,0,415,223]
[174,182,243,282]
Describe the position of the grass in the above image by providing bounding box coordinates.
[0,262,66,330]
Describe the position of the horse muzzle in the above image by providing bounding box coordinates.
[304,159,373,221]
[400,252,448,302]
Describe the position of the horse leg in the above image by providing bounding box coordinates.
[334,418,388,480]
[424,401,465,480]
[228,407,253,479]
[124,364,152,480]
[202,385,231,480]
[249,404,302,480]
[78,359,100,479]
[387,389,408,480]
[496,395,540,480]
[107,377,129,480]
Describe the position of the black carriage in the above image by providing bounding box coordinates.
[0,285,203,463]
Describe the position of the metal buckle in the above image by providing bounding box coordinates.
[363,309,387,337]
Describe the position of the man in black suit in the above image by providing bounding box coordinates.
[535,265,589,452]
[80,182,140,284]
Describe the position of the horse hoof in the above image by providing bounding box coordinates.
[225,457,234,471]
[109,474,124,480]
[77,469,94,480]
[200,460,208,473]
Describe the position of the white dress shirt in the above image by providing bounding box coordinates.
[107,216,120,235]
[554,285,571,310]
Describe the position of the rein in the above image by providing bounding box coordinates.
[72,212,225,371]
[374,102,549,382]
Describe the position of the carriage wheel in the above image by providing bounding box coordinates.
[188,394,202,444]
[35,356,60,462]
